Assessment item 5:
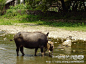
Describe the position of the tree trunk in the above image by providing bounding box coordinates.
[82,0,86,11]
[60,0,67,12]
[15,0,18,6]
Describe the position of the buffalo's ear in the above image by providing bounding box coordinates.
[46,32,49,36]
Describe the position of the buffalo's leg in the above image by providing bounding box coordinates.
[35,48,38,56]
[20,47,25,56]
[44,48,47,55]
[16,46,19,56]
[40,47,44,56]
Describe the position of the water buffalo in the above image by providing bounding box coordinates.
[14,32,49,56]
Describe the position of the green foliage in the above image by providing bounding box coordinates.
[20,14,43,23]
[1,1,86,26]
[0,17,13,25]
[0,0,6,15]
[0,21,13,25]
[25,0,58,12]
[36,2,49,12]
[33,20,85,27]
[10,4,27,9]
[68,0,85,12]
[25,0,86,12]
[25,2,34,10]
[4,4,27,18]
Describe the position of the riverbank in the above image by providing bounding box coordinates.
[0,23,86,40]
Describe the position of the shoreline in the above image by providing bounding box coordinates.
[0,24,86,41]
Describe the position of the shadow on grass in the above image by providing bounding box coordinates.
[20,14,86,27]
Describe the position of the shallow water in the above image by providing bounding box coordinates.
[0,32,86,64]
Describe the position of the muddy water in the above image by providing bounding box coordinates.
[0,32,86,64]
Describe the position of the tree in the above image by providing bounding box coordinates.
[25,0,58,12]
[0,0,6,15]
[25,0,86,12]
[68,0,86,12]
[59,0,86,12]
[60,0,66,11]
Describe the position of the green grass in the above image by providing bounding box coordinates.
[0,15,86,31]
[59,26,86,31]
[0,17,20,25]
[0,4,86,31]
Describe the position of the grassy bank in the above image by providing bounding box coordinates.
[0,4,86,31]
[0,15,86,31]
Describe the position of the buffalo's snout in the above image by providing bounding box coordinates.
[47,41,54,56]
[49,44,54,51]
[51,46,53,48]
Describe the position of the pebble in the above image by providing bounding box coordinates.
[59,54,65,56]
[61,49,64,50]
[1,25,86,41]
[0,47,6,50]
[55,42,57,43]
[3,37,7,41]
[74,43,76,44]
[72,50,76,52]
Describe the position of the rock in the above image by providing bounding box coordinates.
[0,47,6,50]
[55,42,57,43]
[74,43,76,44]
[62,36,72,47]
[72,50,76,52]
[59,54,65,56]
[61,49,64,50]
[10,39,13,41]
[3,37,7,41]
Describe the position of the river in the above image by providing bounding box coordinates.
[0,32,86,64]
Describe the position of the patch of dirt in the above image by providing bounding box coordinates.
[0,23,86,40]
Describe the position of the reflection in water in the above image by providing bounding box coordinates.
[0,47,6,50]
[63,46,71,54]
[57,44,71,54]
[16,56,24,64]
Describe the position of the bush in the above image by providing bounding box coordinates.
[10,4,27,10]
[4,4,27,18]
[0,21,13,25]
